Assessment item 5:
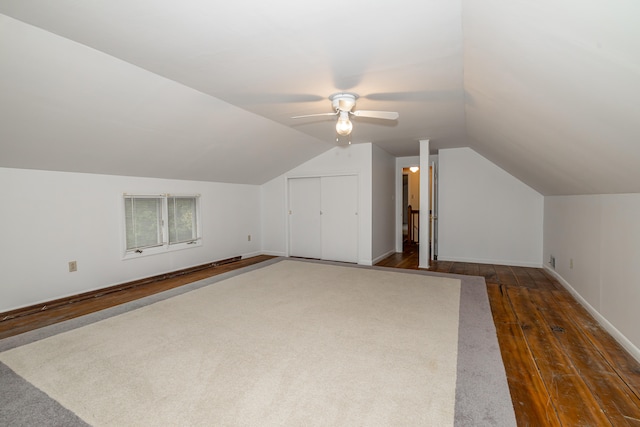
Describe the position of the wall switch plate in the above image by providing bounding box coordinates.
[68,261,77,272]
[247,234,251,241]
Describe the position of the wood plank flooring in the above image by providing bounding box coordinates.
[2,250,640,426]
[0,255,275,340]
[377,243,640,426]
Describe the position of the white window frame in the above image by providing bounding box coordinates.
[122,193,202,259]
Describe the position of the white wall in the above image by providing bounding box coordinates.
[0,167,261,312]
[371,144,396,263]
[438,147,543,267]
[261,143,374,265]
[419,140,431,268]
[545,194,640,358]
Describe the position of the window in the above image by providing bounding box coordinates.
[124,196,163,251]
[168,196,198,245]
[123,194,201,257]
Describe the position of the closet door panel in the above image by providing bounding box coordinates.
[288,177,321,259]
[321,175,358,263]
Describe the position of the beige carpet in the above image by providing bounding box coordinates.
[1,260,463,426]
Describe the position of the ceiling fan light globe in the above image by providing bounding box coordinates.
[336,118,353,136]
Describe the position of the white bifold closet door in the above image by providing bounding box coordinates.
[320,175,358,262]
[288,177,322,259]
[288,175,358,263]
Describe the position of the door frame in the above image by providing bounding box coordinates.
[394,148,437,267]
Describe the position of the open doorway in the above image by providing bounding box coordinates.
[402,167,420,260]
[403,167,420,245]
[402,174,408,241]
[428,163,438,261]
[395,155,438,266]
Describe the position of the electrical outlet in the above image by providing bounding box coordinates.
[550,255,556,269]
[68,261,77,272]
[570,258,573,269]
[247,234,251,241]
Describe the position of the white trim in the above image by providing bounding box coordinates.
[372,249,397,265]
[122,241,203,260]
[543,266,640,363]
[241,250,264,259]
[418,140,430,269]
[437,256,542,268]
[260,250,287,257]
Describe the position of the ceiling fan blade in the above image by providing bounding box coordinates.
[223,93,326,104]
[352,110,399,120]
[291,112,337,119]
[364,90,462,102]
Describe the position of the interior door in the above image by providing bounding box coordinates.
[321,175,358,263]
[429,162,438,261]
[288,177,321,259]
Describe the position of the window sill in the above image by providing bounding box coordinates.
[122,241,202,260]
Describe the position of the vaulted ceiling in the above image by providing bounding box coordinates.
[0,1,638,195]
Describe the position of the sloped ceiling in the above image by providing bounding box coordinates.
[0,1,638,194]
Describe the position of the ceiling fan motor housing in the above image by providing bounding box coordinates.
[330,93,358,112]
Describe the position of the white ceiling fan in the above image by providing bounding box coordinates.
[292,93,399,137]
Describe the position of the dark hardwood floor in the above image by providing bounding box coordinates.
[2,249,640,425]
[0,255,275,340]
[378,242,640,426]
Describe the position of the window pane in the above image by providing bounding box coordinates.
[125,197,163,250]
[168,197,198,244]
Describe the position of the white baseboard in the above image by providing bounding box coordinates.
[255,250,286,257]
[257,251,374,266]
[241,250,265,259]
[437,255,542,268]
[544,266,640,363]
[371,249,397,265]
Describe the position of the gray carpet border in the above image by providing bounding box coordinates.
[0,257,515,426]
[0,362,91,427]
